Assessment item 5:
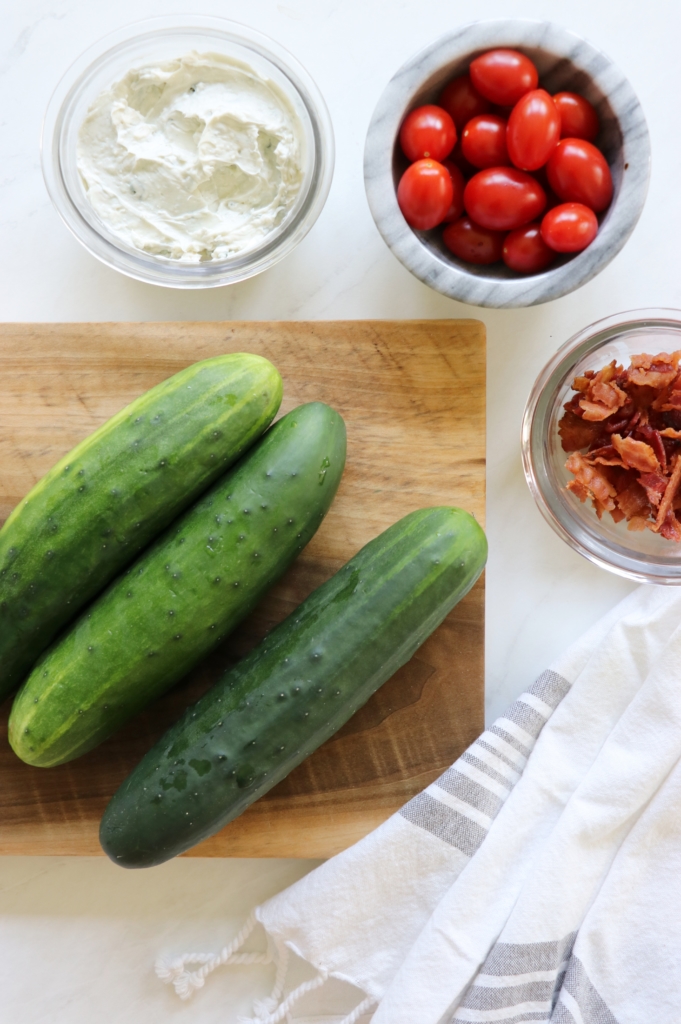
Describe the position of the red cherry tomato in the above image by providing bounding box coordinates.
[502,222,556,272]
[464,167,547,231]
[507,89,560,171]
[541,202,598,252]
[469,49,538,107]
[546,139,613,212]
[442,217,505,264]
[461,114,510,169]
[553,92,599,142]
[397,159,454,230]
[439,74,491,131]
[399,105,457,162]
[441,160,466,222]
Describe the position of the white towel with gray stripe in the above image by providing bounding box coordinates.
[158,584,681,1024]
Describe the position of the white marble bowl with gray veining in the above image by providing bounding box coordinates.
[364,20,651,308]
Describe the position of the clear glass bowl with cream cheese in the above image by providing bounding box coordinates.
[42,16,334,288]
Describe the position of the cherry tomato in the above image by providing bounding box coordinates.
[506,89,560,171]
[397,159,454,230]
[464,167,547,231]
[546,139,613,212]
[502,222,556,272]
[399,105,457,162]
[441,160,466,222]
[553,92,599,142]
[439,74,491,131]
[469,49,538,107]
[461,114,510,169]
[443,217,505,264]
[541,202,598,252]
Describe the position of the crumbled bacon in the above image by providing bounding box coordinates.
[565,453,616,511]
[635,423,667,470]
[559,410,602,452]
[638,472,667,507]
[611,434,660,474]
[658,510,681,542]
[573,362,626,421]
[584,444,625,467]
[615,479,651,520]
[653,455,681,532]
[559,351,681,542]
[628,352,678,389]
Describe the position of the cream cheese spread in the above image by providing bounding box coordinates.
[76,52,306,262]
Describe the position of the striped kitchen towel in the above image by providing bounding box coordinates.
[158,584,681,1024]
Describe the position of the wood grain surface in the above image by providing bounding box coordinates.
[0,320,485,858]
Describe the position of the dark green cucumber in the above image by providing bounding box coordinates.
[99,506,487,868]
[0,354,283,699]
[9,403,346,767]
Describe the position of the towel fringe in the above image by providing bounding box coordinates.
[157,913,375,1022]
[155,910,271,1000]
[339,994,378,1024]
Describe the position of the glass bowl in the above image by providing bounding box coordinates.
[522,309,681,584]
[42,16,334,288]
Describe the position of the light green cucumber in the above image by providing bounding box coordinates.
[0,354,283,699]
[99,506,487,868]
[9,402,346,766]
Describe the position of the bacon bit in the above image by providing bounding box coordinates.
[615,479,651,520]
[652,454,681,532]
[630,351,681,370]
[579,385,627,422]
[572,374,593,393]
[638,472,668,507]
[565,452,616,510]
[566,479,590,503]
[611,434,660,474]
[659,384,681,411]
[577,361,627,421]
[561,351,681,541]
[659,509,681,542]
[585,445,626,467]
[628,362,677,389]
[635,423,667,470]
[559,410,602,452]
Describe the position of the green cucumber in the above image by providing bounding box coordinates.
[9,402,346,767]
[0,354,283,699]
[100,506,487,868]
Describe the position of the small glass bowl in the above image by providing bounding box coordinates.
[522,309,681,584]
[42,16,334,288]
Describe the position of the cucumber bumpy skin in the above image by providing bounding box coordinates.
[9,402,346,767]
[0,354,283,700]
[100,506,487,868]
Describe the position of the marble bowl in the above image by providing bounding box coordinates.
[364,20,651,308]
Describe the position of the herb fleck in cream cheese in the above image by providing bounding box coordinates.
[77,52,305,262]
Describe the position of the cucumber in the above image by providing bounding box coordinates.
[9,403,346,767]
[0,354,283,699]
[99,506,487,868]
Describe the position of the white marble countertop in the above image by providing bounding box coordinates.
[1,0,679,1020]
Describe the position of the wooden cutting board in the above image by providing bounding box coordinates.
[0,320,485,858]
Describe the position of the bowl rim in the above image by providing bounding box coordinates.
[363,18,651,309]
[522,307,681,584]
[41,14,335,289]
